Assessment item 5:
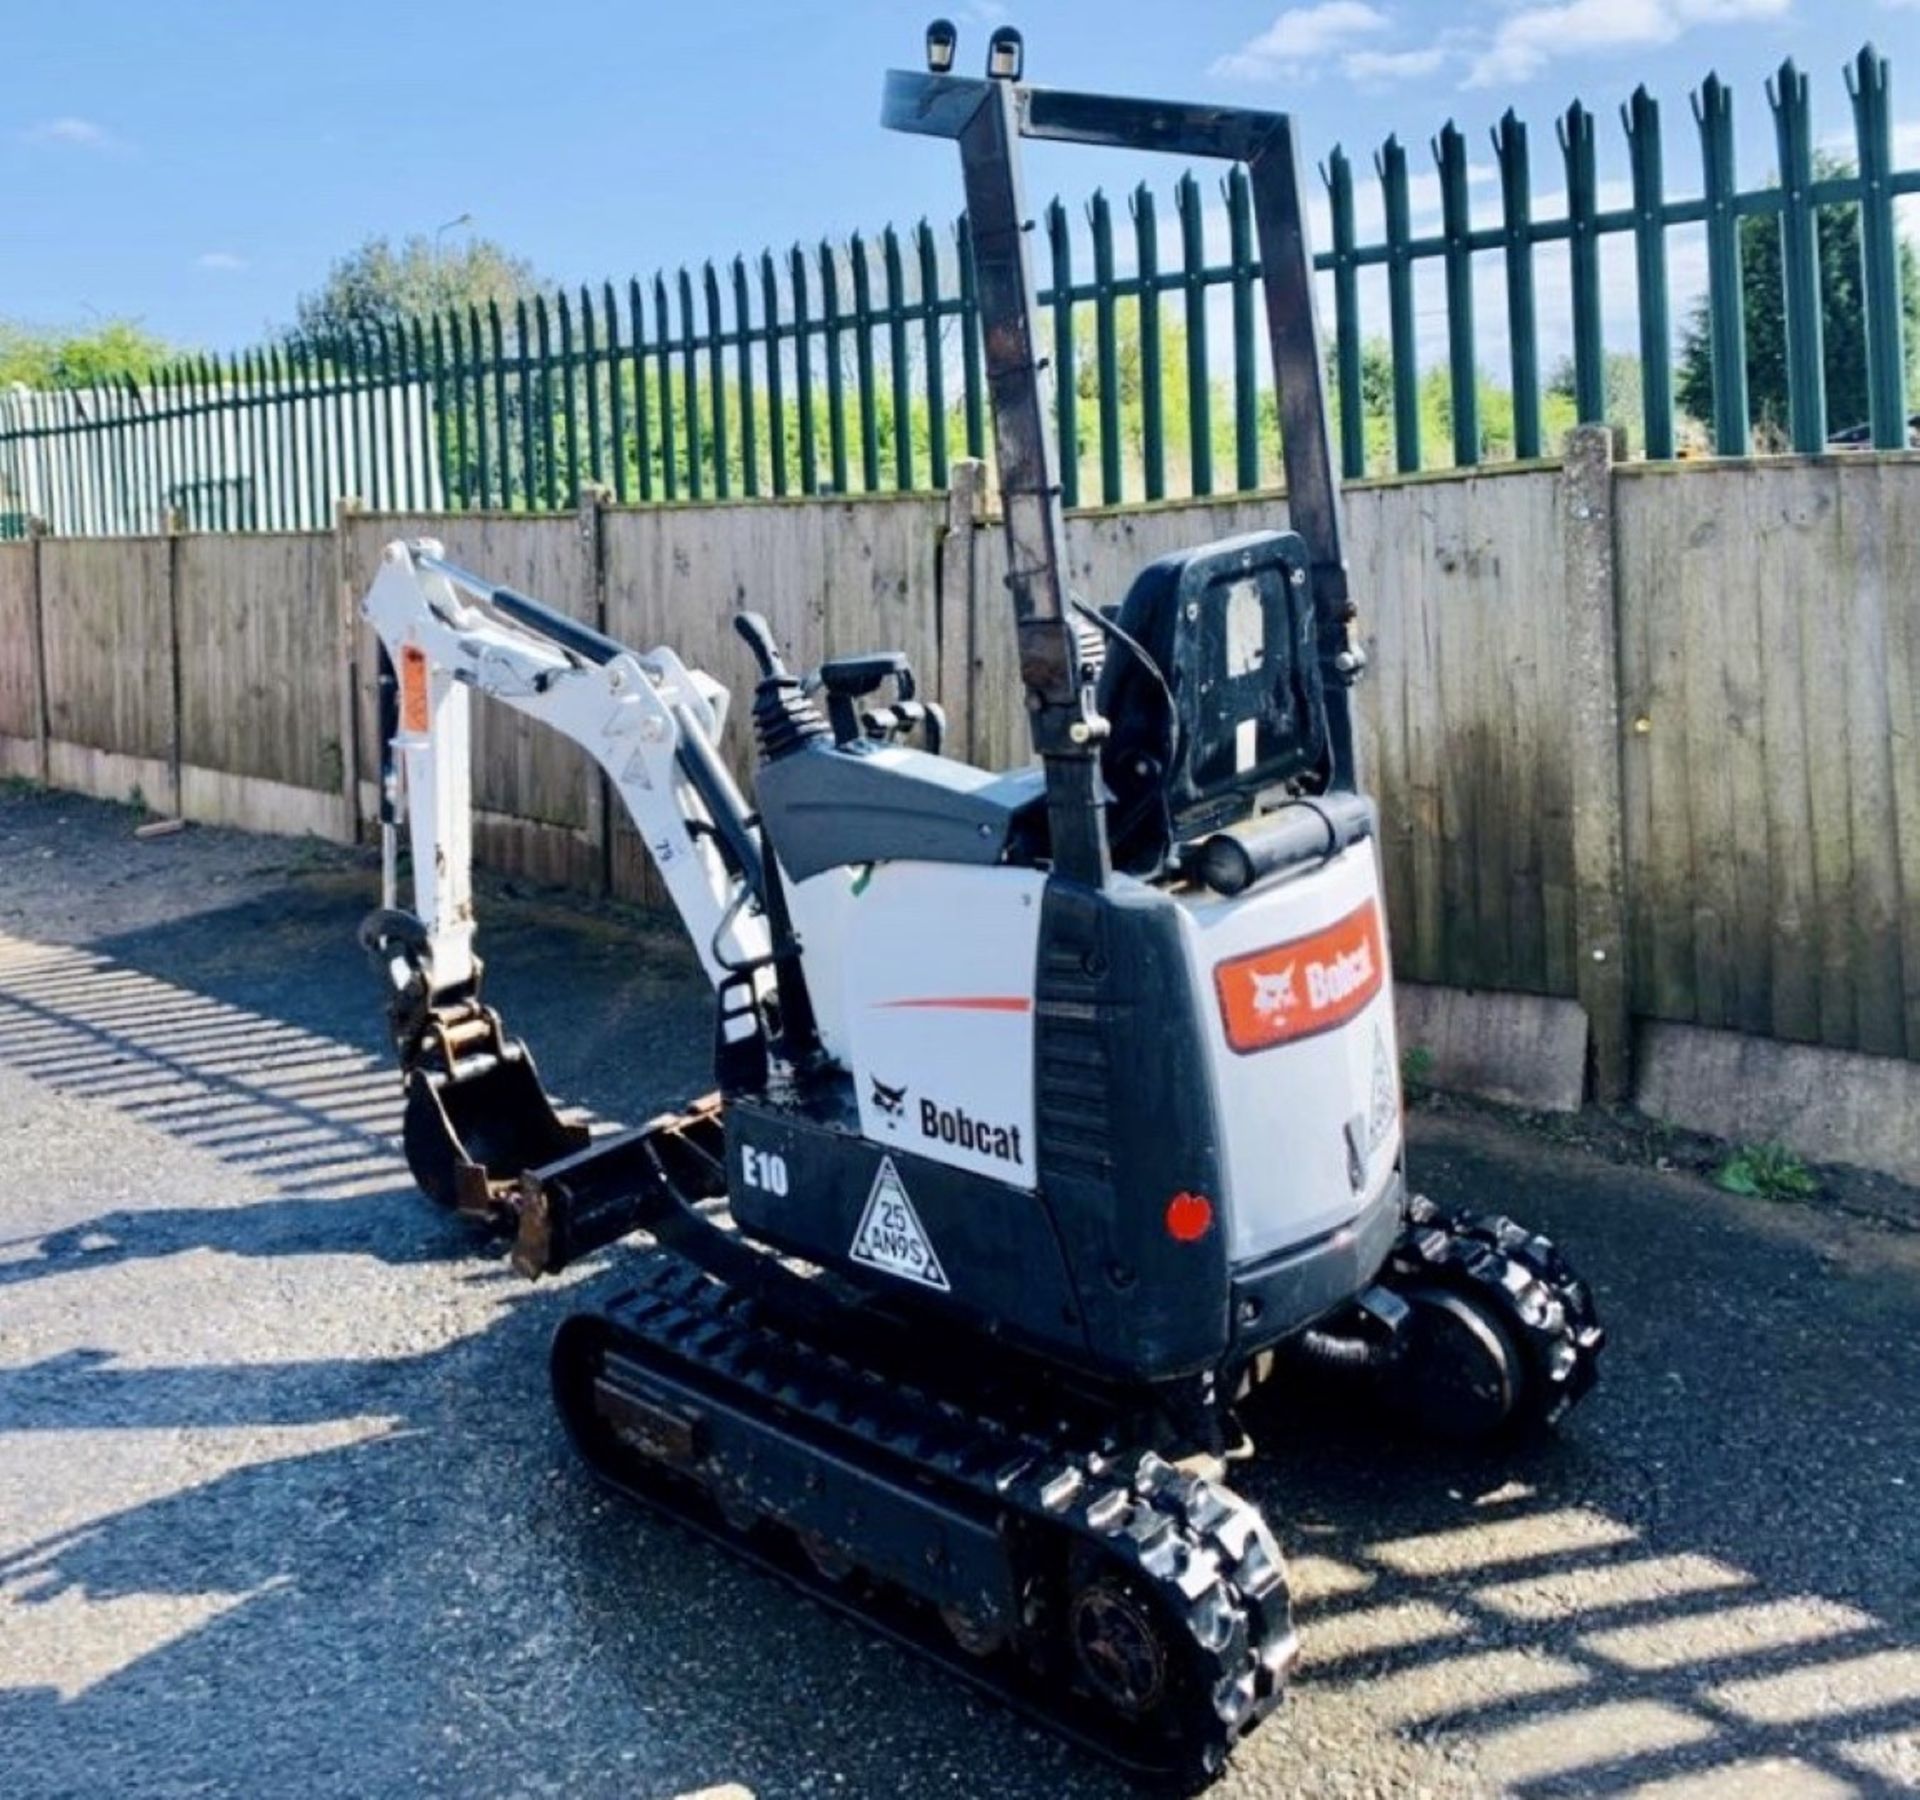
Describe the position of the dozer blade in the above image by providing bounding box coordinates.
[401,1041,589,1229]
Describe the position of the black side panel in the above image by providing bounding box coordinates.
[1033,881,1230,1380]
[727,1091,1091,1364]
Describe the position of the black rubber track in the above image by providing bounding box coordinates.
[551,1256,1300,1789]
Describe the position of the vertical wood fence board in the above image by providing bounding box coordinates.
[1835,466,1907,1059]
[38,537,175,803]
[176,533,340,794]
[1753,473,1822,1042]
[0,543,37,772]
[1531,472,1577,1002]
[1617,457,1920,1061]
[1789,470,1864,1050]
[1880,459,1920,1058]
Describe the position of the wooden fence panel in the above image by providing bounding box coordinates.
[972,468,1576,996]
[174,532,344,836]
[0,543,37,777]
[341,511,595,886]
[38,537,174,806]
[602,495,947,901]
[1617,458,1920,1061]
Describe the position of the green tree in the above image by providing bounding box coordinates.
[1548,351,1646,455]
[293,234,544,341]
[1677,152,1920,444]
[0,318,172,388]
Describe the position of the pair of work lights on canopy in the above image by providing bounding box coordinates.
[925,17,1023,80]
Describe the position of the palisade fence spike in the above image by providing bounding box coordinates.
[915,218,947,490]
[849,232,879,493]
[822,237,848,494]
[702,261,728,500]
[733,253,759,497]
[1376,135,1420,474]
[1434,121,1480,467]
[602,279,626,504]
[654,272,676,500]
[486,300,508,510]
[466,303,490,509]
[954,212,986,464]
[1323,146,1365,479]
[1493,108,1542,460]
[1177,169,1212,495]
[514,298,533,510]
[882,225,912,491]
[1623,85,1675,458]
[791,243,819,494]
[1847,43,1906,450]
[1559,101,1604,428]
[1224,165,1259,491]
[1130,180,1165,498]
[534,293,558,509]
[761,249,788,496]
[678,268,701,501]
[1692,71,1750,454]
[1768,57,1827,452]
[435,312,457,512]
[580,283,604,494]
[556,288,580,505]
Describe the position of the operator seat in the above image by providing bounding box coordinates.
[1096,530,1330,874]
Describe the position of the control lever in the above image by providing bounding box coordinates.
[733,611,791,682]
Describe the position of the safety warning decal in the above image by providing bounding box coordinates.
[1213,899,1385,1054]
[1368,1025,1399,1151]
[849,1156,949,1291]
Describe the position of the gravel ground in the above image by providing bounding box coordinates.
[1,785,1916,1800]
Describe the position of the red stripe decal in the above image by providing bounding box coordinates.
[877,996,1032,1013]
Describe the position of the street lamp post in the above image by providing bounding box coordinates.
[433,212,473,310]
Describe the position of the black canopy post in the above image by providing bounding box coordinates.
[884,58,1362,813]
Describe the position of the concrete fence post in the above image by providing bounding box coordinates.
[27,518,51,787]
[334,497,365,844]
[1559,425,1632,1103]
[163,512,185,821]
[938,459,987,762]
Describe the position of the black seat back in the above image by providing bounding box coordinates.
[1096,530,1329,874]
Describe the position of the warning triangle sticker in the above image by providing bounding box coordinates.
[1368,1025,1400,1151]
[849,1156,950,1292]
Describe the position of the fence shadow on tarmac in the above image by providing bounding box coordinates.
[0,869,1916,1797]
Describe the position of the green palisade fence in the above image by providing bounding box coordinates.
[1,45,1916,537]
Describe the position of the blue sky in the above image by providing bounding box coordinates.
[4,0,1916,356]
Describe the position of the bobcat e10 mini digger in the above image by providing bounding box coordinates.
[358,23,1604,1783]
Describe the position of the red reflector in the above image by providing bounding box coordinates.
[1165,1191,1213,1243]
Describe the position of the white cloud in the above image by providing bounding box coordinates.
[1342,45,1452,85]
[1466,0,1792,89]
[1213,2,1390,80]
[22,116,121,151]
[196,251,247,272]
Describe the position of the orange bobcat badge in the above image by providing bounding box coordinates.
[1214,900,1385,1053]
[399,645,430,735]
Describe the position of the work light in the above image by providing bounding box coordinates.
[925,18,957,73]
[987,26,1023,80]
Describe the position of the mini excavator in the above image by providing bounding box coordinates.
[358,23,1603,1784]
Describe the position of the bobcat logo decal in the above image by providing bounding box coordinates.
[870,1076,908,1120]
[1215,901,1386,1054]
[1250,964,1297,1019]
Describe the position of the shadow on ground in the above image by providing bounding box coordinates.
[1,812,1916,1798]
